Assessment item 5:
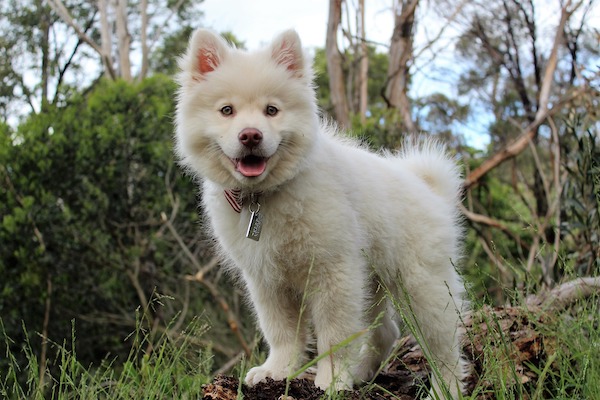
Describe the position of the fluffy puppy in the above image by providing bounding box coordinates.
[175,28,466,398]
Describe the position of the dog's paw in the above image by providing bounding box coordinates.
[314,368,353,392]
[244,365,288,386]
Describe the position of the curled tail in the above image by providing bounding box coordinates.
[397,138,463,202]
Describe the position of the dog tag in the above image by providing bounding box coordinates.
[246,200,263,241]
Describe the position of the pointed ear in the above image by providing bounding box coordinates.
[187,29,230,77]
[269,30,305,77]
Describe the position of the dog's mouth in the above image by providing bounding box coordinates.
[233,155,268,177]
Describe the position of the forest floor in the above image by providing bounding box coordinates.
[202,304,560,400]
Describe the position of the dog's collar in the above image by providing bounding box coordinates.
[223,189,263,213]
[224,189,243,213]
[224,189,264,241]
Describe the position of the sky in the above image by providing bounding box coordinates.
[201,0,395,51]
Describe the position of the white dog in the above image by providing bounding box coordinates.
[175,28,466,398]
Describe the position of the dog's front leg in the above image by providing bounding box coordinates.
[244,276,306,386]
[309,260,367,392]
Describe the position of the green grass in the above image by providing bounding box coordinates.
[463,293,600,400]
[1,290,598,400]
[1,316,213,400]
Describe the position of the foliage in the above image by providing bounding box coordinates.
[0,75,227,379]
[561,127,600,277]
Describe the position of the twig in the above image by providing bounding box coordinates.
[160,212,252,357]
[187,256,219,282]
[412,0,468,61]
[171,279,190,334]
[39,274,52,390]
[214,346,256,376]
[47,0,101,54]
[460,204,510,231]
[475,230,511,281]
[460,204,529,253]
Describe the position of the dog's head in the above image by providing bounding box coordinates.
[175,29,319,192]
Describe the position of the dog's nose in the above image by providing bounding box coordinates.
[238,128,263,148]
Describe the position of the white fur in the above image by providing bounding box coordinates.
[175,28,466,398]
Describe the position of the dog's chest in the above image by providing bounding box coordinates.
[212,193,319,283]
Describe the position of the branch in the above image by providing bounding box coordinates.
[526,277,600,310]
[463,87,584,190]
[47,0,102,54]
[463,1,579,190]
[461,203,529,253]
[460,204,509,231]
[147,0,186,54]
[47,0,116,79]
[412,0,469,61]
[53,9,98,103]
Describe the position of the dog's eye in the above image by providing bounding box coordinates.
[220,105,234,116]
[265,105,279,116]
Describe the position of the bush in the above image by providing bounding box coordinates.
[0,76,208,376]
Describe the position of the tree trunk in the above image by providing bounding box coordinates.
[115,0,132,81]
[97,0,114,79]
[326,0,350,128]
[38,0,51,112]
[139,0,149,80]
[385,0,418,134]
[357,0,368,124]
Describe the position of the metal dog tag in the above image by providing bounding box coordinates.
[246,200,263,241]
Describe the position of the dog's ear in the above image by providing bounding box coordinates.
[270,30,305,78]
[187,29,229,77]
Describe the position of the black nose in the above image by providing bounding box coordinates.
[238,128,263,148]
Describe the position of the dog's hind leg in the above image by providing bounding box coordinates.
[394,271,466,399]
[353,288,400,383]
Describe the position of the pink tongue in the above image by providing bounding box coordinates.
[237,157,267,177]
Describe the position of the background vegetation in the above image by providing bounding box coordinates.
[0,0,598,398]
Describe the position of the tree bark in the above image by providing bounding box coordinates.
[115,0,132,81]
[357,0,368,124]
[38,0,51,112]
[97,0,114,79]
[139,0,149,80]
[326,0,350,128]
[384,0,418,134]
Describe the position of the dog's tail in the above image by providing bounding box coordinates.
[397,138,463,202]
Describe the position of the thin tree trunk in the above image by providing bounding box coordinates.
[139,0,149,80]
[97,0,114,79]
[385,0,418,134]
[39,0,51,112]
[357,0,368,124]
[115,0,132,81]
[326,0,350,128]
